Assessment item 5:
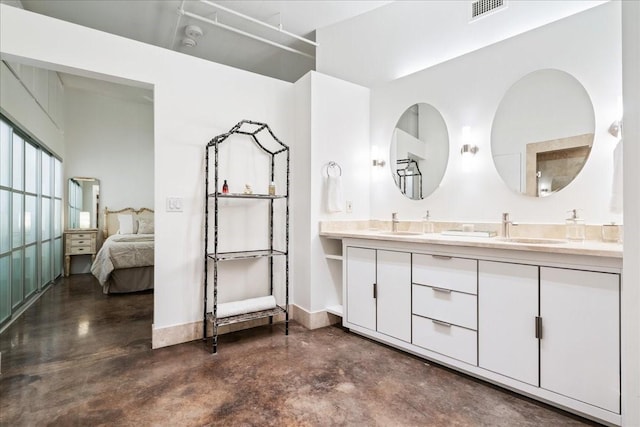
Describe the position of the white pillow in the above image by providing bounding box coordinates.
[137,218,154,234]
[118,214,134,234]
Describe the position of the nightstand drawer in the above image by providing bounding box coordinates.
[68,246,92,255]
[69,233,94,241]
[70,239,92,247]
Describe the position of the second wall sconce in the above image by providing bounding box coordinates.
[460,144,479,155]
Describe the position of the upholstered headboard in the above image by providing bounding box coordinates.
[102,207,154,238]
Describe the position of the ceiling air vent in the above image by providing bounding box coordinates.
[471,0,506,20]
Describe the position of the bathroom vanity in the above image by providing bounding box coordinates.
[321,226,622,426]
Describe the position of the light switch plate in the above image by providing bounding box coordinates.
[166,197,183,212]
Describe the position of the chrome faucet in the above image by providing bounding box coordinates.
[392,212,399,232]
[501,212,512,238]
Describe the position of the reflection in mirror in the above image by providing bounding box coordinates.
[390,103,449,200]
[68,177,100,229]
[491,69,595,197]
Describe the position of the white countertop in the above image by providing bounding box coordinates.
[319,229,622,258]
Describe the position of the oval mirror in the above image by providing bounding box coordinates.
[68,177,100,229]
[491,69,595,197]
[390,103,449,200]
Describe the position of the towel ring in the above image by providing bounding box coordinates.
[326,161,342,177]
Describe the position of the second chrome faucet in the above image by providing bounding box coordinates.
[502,212,514,238]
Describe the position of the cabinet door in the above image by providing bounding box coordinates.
[540,267,620,413]
[346,247,376,331]
[377,250,411,342]
[478,261,539,386]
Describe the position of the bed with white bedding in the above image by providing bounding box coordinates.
[90,207,154,294]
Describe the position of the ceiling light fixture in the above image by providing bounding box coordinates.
[181,37,197,47]
[185,24,203,38]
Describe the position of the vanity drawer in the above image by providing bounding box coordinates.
[413,254,477,294]
[412,315,477,365]
[412,284,477,330]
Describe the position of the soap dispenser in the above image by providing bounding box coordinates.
[565,209,585,241]
[423,210,434,234]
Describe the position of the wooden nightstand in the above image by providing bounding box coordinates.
[64,229,98,277]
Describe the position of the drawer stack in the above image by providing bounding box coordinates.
[65,232,96,256]
[412,253,478,365]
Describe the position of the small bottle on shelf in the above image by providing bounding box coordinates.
[222,179,229,194]
[268,181,276,196]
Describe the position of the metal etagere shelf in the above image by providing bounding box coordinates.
[204,120,290,354]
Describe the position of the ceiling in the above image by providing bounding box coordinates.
[18,0,391,83]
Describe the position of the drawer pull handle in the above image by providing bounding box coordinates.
[432,287,452,294]
[373,283,377,299]
[432,319,452,327]
[77,241,85,244]
[431,255,452,260]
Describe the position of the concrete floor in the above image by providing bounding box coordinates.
[0,274,597,426]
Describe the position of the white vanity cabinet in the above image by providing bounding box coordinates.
[345,246,411,342]
[539,267,620,414]
[479,261,620,413]
[339,237,622,425]
[345,247,376,331]
[478,261,539,386]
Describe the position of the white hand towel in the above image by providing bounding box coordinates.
[610,139,623,214]
[327,175,344,213]
[217,295,276,318]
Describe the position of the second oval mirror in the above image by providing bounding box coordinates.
[491,69,595,197]
[390,103,449,200]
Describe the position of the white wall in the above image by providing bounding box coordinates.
[293,72,370,313]
[621,1,640,425]
[0,61,64,157]
[316,0,607,87]
[64,88,153,211]
[0,4,294,337]
[368,3,622,226]
[310,73,370,312]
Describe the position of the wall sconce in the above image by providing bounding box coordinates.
[460,144,479,156]
[371,146,386,167]
[79,211,91,229]
[460,126,478,156]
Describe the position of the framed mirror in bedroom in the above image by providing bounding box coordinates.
[68,177,100,229]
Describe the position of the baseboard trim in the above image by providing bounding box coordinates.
[290,305,341,330]
[151,305,341,349]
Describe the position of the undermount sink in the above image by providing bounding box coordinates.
[497,237,568,245]
[379,231,423,236]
